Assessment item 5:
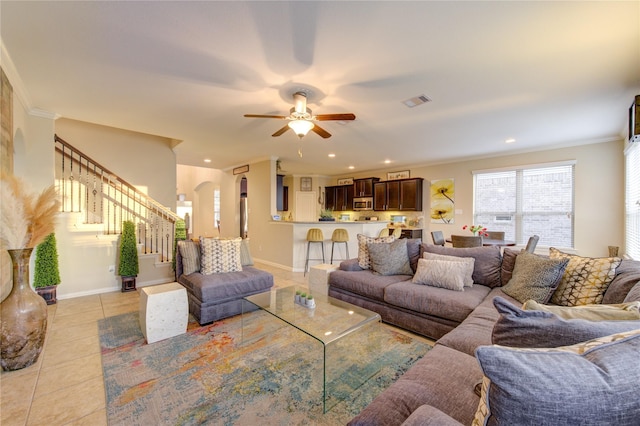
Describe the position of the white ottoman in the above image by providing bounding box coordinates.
[309,264,339,288]
[139,282,188,344]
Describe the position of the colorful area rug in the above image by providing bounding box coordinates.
[98,310,431,425]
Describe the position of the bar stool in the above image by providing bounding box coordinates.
[330,228,349,264]
[304,228,325,275]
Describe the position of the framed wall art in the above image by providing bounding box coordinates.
[430,178,455,224]
[300,177,312,191]
[387,170,410,180]
[337,178,354,185]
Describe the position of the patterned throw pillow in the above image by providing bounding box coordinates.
[367,239,413,276]
[357,234,395,269]
[423,252,475,287]
[473,329,640,426]
[412,258,470,291]
[549,247,622,306]
[199,237,243,275]
[178,240,201,275]
[501,251,568,303]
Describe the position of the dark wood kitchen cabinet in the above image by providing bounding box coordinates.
[354,177,380,197]
[374,178,423,211]
[325,185,354,211]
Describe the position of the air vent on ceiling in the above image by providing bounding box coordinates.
[402,94,432,108]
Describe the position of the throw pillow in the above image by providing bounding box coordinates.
[624,281,640,303]
[357,234,395,269]
[421,244,502,288]
[199,237,243,275]
[491,296,640,348]
[412,258,468,291]
[240,238,254,266]
[423,252,475,287]
[178,240,200,275]
[367,239,413,276]
[500,248,521,285]
[523,299,640,321]
[549,247,622,306]
[474,329,640,426]
[501,251,568,303]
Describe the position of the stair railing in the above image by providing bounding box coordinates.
[54,135,180,263]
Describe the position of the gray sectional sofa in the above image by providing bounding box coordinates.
[328,240,640,425]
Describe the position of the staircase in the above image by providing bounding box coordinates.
[54,135,179,297]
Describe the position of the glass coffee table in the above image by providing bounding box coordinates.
[241,286,381,413]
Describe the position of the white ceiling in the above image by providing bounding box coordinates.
[2,1,639,176]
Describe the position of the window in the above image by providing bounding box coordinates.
[625,142,640,260]
[473,162,575,247]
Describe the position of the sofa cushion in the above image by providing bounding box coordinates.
[491,296,640,348]
[603,259,640,304]
[406,238,422,273]
[384,281,491,323]
[401,405,464,426]
[523,299,640,320]
[624,281,640,303]
[501,251,568,303]
[178,266,273,303]
[178,240,200,275]
[348,345,482,426]
[549,247,622,306]
[500,248,520,286]
[421,244,502,288]
[357,234,395,269]
[423,252,474,287]
[339,258,364,271]
[412,258,470,291]
[367,239,413,276]
[475,329,640,426]
[328,269,412,302]
[200,237,243,274]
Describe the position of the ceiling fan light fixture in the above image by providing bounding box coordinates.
[288,119,314,138]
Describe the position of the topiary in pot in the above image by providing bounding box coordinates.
[118,220,139,292]
[33,233,61,305]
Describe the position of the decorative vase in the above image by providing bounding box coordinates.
[1,248,48,371]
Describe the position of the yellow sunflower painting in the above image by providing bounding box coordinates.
[431,178,454,223]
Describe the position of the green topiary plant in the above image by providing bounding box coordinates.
[34,233,61,288]
[172,218,187,273]
[118,220,139,292]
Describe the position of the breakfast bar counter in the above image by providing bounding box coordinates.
[269,221,388,272]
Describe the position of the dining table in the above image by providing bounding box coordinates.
[445,238,516,247]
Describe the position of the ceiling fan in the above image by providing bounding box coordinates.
[244,91,356,139]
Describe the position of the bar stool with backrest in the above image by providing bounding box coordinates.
[330,228,349,264]
[304,228,325,275]
[431,231,445,246]
[485,231,505,240]
[451,235,483,248]
[525,235,540,253]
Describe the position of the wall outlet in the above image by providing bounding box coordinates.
[108,265,115,273]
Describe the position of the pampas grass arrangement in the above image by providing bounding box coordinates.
[0,173,59,250]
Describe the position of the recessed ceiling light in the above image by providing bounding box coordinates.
[505,138,516,144]
[328,153,336,158]
[348,165,355,170]
[384,159,391,164]
[204,158,212,163]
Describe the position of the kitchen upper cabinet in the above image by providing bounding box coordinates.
[374,178,423,211]
[354,177,380,197]
[325,185,353,211]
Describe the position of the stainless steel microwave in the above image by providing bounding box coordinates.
[353,197,373,211]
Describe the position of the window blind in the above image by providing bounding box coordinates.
[625,142,640,260]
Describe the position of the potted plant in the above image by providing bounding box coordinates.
[118,220,139,292]
[33,233,61,305]
[319,208,335,221]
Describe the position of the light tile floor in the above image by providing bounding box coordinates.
[1,262,433,425]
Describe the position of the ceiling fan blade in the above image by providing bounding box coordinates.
[315,113,356,121]
[244,114,288,119]
[272,125,291,137]
[311,124,331,139]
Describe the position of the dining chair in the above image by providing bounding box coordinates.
[451,235,483,248]
[485,231,505,240]
[431,231,445,246]
[525,235,540,253]
[378,228,390,238]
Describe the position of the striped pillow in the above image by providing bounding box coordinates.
[178,240,200,275]
[199,237,242,274]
